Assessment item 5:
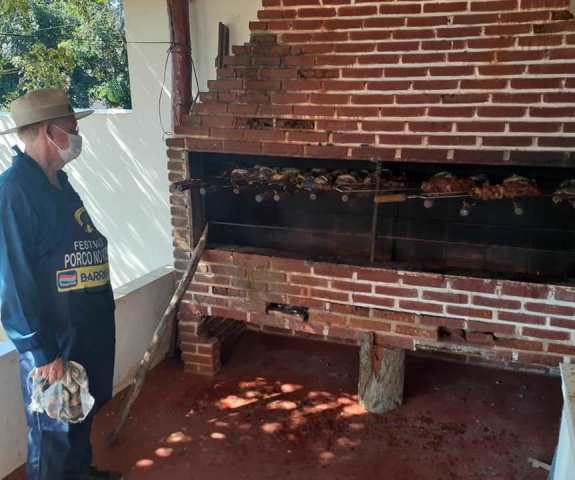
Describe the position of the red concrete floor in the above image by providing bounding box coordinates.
[5,331,562,480]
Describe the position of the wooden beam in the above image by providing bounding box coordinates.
[216,22,230,69]
[167,0,191,128]
[359,332,405,414]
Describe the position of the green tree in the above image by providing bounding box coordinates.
[1,0,31,17]
[0,0,132,109]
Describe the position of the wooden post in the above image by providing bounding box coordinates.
[358,332,405,414]
[167,0,191,128]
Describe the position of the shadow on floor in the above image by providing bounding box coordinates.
[6,331,561,480]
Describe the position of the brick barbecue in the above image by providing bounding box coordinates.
[166,0,575,380]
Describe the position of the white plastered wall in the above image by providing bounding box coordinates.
[189,0,260,95]
[0,0,174,288]
[0,0,262,287]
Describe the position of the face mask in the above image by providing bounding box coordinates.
[49,125,83,164]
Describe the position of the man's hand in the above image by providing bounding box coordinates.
[35,358,65,384]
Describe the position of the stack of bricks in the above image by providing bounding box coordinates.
[176,249,575,374]
[174,0,575,165]
[177,314,247,375]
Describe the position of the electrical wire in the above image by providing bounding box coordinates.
[159,10,177,139]
[0,19,189,40]
[1,15,203,137]
[158,45,174,139]
[126,41,182,45]
[158,45,202,139]
[1,0,202,126]
[189,54,201,117]
[158,4,203,139]
[0,25,74,36]
[0,39,187,77]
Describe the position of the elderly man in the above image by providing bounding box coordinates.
[0,89,120,480]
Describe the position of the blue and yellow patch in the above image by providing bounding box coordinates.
[57,270,78,290]
[56,264,109,292]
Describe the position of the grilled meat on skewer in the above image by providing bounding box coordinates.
[255,166,274,182]
[553,179,575,205]
[472,175,541,201]
[472,184,505,201]
[271,171,290,183]
[501,175,541,198]
[335,173,361,186]
[312,175,332,191]
[231,168,250,180]
[472,177,540,200]
[421,172,475,194]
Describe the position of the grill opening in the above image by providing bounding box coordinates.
[188,151,575,284]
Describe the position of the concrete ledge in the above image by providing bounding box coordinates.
[114,264,174,300]
[0,345,26,477]
[113,266,176,393]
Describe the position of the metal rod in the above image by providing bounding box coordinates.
[374,192,472,204]
[107,224,208,445]
[370,161,383,263]
[335,185,417,194]
[172,179,564,202]
[209,221,566,254]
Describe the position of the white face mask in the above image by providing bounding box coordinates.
[49,125,83,164]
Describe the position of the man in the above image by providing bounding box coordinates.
[0,89,120,480]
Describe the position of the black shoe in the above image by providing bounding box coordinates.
[85,466,123,479]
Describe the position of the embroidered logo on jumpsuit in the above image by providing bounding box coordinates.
[56,207,110,292]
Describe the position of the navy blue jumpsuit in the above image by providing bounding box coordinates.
[0,147,116,479]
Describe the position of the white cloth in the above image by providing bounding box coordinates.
[28,361,95,423]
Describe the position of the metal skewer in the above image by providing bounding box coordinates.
[374,192,472,204]
[370,161,383,263]
[336,185,416,194]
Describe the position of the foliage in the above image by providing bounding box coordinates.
[0,0,31,17]
[0,0,132,109]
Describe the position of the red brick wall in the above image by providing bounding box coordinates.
[176,249,575,373]
[174,0,575,165]
[168,0,575,375]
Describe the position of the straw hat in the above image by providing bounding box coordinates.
[0,88,93,135]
